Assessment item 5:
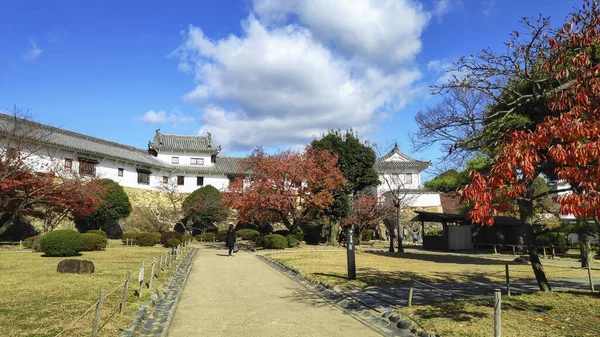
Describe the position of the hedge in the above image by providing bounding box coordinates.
[196,233,216,242]
[261,234,287,249]
[86,229,108,238]
[24,235,42,252]
[165,238,181,248]
[361,229,373,242]
[161,232,183,246]
[122,232,139,245]
[182,234,194,244]
[285,234,299,247]
[236,229,260,242]
[216,230,229,242]
[40,230,83,256]
[137,233,160,247]
[82,233,107,251]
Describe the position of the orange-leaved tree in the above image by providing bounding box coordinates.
[343,193,394,237]
[224,147,347,232]
[463,1,600,291]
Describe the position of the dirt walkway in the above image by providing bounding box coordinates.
[168,245,382,337]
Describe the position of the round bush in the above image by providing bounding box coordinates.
[82,233,107,251]
[121,232,139,245]
[236,229,260,242]
[294,227,304,242]
[182,234,194,244]
[40,230,83,256]
[24,235,42,251]
[165,238,181,248]
[261,234,287,249]
[137,233,160,247]
[285,234,299,247]
[216,230,228,242]
[361,229,373,242]
[196,232,216,242]
[161,232,183,246]
[86,229,108,238]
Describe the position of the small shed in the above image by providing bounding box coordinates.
[410,211,473,251]
[472,216,532,247]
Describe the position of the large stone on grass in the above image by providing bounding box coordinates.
[57,259,95,274]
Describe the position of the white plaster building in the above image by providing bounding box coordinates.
[0,113,240,193]
[373,144,441,209]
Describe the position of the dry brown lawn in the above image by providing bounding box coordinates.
[267,250,592,289]
[0,247,175,337]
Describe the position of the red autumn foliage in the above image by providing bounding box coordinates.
[463,1,600,225]
[342,194,394,234]
[224,147,347,230]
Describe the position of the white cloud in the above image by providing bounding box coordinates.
[253,0,430,68]
[22,38,42,61]
[482,0,495,17]
[173,1,430,151]
[139,110,194,124]
[433,0,451,18]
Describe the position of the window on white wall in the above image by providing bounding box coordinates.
[137,169,151,184]
[172,157,179,164]
[405,173,413,184]
[177,176,184,185]
[78,157,98,176]
[64,158,72,169]
[162,176,168,184]
[118,168,124,177]
[197,176,204,186]
[190,158,204,165]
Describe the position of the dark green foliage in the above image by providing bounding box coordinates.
[88,179,132,221]
[40,230,83,256]
[86,230,107,238]
[216,230,229,242]
[285,234,299,247]
[353,235,361,246]
[361,229,373,242]
[121,232,139,245]
[165,238,181,248]
[195,232,216,242]
[294,227,304,241]
[535,232,568,248]
[24,235,42,252]
[311,129,379,193]
[161,232,183,246]
[273,230,290,237]
[302,223,323,245]
[236,229,260,242]
[81,233,107,251]
[0,215,38,241]
[261,234,287,249]
[424,157,491,192]
[182,185,229,226]
[182,234,194,244]
[425,229,439,236]
[137,233,160,247]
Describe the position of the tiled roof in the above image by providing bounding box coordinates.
[0,113,243,174]
[149,131,218,152]
[374,144,430,171]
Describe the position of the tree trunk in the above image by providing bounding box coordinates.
[580,233,593,268]
[389,235,395,253]
[396,207,404,253]
[328,219,338,245]
[519,198,551,292]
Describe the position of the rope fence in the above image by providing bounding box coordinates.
[52,239,193,337]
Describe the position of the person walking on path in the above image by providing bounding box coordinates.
[226,224,236,257]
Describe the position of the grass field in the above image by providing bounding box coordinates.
[0,246,176,337]
[399,291,600,337]
[267,250,593,289]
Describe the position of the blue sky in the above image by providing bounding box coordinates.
[0,0,580,180]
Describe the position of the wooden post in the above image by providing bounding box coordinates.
[91,289,104,337]
[511,245,515,256]
[493,244,498,255]
[551,245,556,259]
[149,258,156,289]
[543,247,546,259]
[494,289,501,337]
[505,263,511,296]
[158,255,162,277]
[19,240,22,250]
[138,262,144,297]
[588,262,595,292]
[408,280,414,307]
[120,271,130,314]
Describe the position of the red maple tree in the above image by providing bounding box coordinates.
[342,194,394,236]
[224,147,347,231]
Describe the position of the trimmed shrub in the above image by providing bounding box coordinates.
[361,229,373,242]
[196,232,216,242]
[40,230,83,257]
[161,232,183,246]
[165,238,181,248]
[82,233,107,251]
[122,232,139,245]
[294,227,304,242]
[216,230,228,242]
[182,234,194,244]
[353,235,361,246]
[236,229,260,242]
[87,229,108,238]
[137,233,160,247]
[286,234,299,247]
[24,235,42,252]
[261,234,287,249]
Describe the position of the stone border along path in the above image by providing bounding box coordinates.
[121,247,197,337]
[167,246,403,337]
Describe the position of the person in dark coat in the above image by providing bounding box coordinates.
[226,224,237,257]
